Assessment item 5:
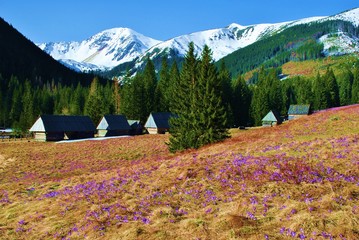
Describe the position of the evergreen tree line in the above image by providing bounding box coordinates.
[0,75,119,132]
[120,47,359,131]
[1,43,359,151]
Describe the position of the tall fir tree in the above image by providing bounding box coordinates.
[313,72,329,110]
[169,42,199,151]
[218,60,233,126]
[232,75,251,127]
[351,63,359,103]
[112,78,121,114]
[85,77,104,125]
[168,61,180,111]
[155,57,170,112]
[195,45,228,146]
[295,76,313,105]
[169,43,228,152]
[324,68,340,107]
[19,80,34,132]
[338,69,353,106]
[142,58,157,117]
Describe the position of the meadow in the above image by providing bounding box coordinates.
[0,105,358,239]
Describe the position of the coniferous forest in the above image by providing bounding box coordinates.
[2,42,359,141]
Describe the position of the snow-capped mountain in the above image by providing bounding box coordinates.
[132,8,358,72]
[140,16,326,63]
[39,8,359,74]
[37,28,161,72]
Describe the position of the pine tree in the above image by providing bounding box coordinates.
[155,57,170,112]
[313,72,329,110]
[9,77,23,126]
[169,42,199,151]
[142,57,157,116]
[168,61,180,111]
[218,60,233,126]
[295,77,313,105]
[232,75,251,127]
[351,64,359,103]
[195,45,228,146]
[324,68,340,107]
[85,77,103,125]
[113,78,121,114]
[169,43,228,152]
[19,80,34,132]
[70,83,85,115]
[338,69,353,106]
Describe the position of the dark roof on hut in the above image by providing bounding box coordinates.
[288,105,311,115]
[145,112,175,129]
[97,115,131,130]
[29,115,96,132]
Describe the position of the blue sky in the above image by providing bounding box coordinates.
[0,0,358,43]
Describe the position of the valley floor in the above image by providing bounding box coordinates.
[0,105,358,239]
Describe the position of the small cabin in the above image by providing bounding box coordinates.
[288,104,311,120]
[29,115,96,141]
[0,128,13,139]
[145,112,174,134]
[262,110,282,127]
[97,115,131,137]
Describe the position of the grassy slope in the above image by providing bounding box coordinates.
[244,55,359,81]
[0,105,358,239]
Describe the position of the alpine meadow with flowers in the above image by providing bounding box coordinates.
[0,104,358,239]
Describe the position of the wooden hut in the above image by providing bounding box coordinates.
[145,112,174,134]
[262,110,282,127]
[288,104,311,120]
[29,115,95,141]
[97,115,131,137]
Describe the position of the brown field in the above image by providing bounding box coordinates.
[0,105,358,239]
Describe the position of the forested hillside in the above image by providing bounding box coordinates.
[0,18,114,131]
[220,20,358,77]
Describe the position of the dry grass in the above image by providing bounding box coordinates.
[0,105,359,239]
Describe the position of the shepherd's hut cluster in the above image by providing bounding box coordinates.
[28,112,174,142]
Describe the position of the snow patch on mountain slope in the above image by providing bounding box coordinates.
[320,32,359,56]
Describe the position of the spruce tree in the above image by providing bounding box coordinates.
[169,42,199,151]
[338,69,353,106]
[324,68,340,107]
[112,78,121,114]
[19,80,34,132]
[313,72,329,110]
[218,60,233,126]
[85,77,103,125]
[169,43,228,152]
[155,57,170,112]
[232,75,251,127]
[142,58,157,117]
[168,61,180,111]
[196,45,228,146]
[351,64,359,103]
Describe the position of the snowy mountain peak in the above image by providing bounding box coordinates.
[37,27,161,72]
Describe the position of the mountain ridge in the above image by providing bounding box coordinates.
[38,8,359,75]
[37,27,161,72]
